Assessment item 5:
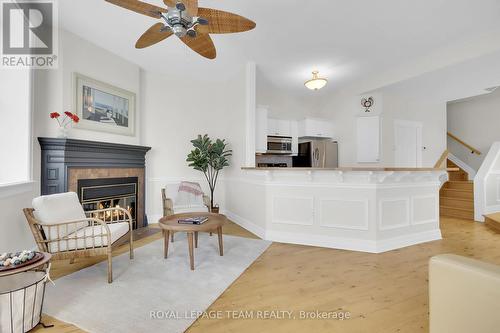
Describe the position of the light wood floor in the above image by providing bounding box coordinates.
[34,217,500,333]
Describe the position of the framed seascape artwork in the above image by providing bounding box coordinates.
[74,73,136,136]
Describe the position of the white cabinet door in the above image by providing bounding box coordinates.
[268,118,291,136]
[356,116,380,163]
[299,118,333,138]
[291,121,298,155]
[255,107,268,154]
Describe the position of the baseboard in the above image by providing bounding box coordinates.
[265,230,378,253]
[375,229,442,253]
[222,210,266,239]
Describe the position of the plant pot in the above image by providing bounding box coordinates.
[211,206,220,214]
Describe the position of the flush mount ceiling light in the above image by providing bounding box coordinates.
[304,71,328,91]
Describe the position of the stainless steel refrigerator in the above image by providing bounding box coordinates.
[293,140,339,168]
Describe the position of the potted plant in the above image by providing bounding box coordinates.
[187,135,232,213]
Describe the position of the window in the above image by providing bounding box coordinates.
[0,68,32,186]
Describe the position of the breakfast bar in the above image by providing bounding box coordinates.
[231,167,451,253]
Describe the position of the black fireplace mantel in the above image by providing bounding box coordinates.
[38,137,151,195]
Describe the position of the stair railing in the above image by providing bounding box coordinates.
[447,132,482,155]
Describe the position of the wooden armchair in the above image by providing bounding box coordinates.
[24,192,133,283]
[161,183,211,242]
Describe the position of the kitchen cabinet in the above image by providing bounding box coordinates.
[255,106,268,154]
[268,118,291,137]
[291,121,298,155]
[298,118,333,138]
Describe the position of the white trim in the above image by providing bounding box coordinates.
[474,142,500,221]
[411,194,439,225]
[0,181,35,199]
[448,153,476,180]
[378,198,410,231]
[271,196,314,226]
[224,210,266,239]
[245,62,256,167]
[375,229,442,253]
[318,198,370,231]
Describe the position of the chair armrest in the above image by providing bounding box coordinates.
[86,207,134,230]
[163,198,174,217]
[32,217,112,250]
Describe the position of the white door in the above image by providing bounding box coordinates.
[394,120,423,167]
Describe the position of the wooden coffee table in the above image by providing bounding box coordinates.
[159,212,227,270]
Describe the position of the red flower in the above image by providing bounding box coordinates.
[64,111,73,118]
[50,112,60,119]
[72,114,80,123]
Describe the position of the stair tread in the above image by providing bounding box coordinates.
[441,188,473,193]
[440,205,474,212]
[485,213,500,222]
[440,196,473,202]
[447,181,473,183]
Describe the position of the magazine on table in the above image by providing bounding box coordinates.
[178,216,209,225]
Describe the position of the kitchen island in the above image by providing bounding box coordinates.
[224,167,451,253]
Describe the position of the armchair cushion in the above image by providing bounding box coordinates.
[48,222,129,252]
[32,192,88,241]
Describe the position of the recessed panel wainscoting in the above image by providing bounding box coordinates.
[224,170,445,253]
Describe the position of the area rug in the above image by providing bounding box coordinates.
[43,233,271,333]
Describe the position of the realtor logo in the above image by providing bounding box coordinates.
[1,0,58,68]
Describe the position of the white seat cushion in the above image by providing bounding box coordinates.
[48,222,129,253]
[32,192,88,241]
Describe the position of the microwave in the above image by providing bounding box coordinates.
[267,136,293,154]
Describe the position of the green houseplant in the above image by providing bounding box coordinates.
[186,135,232,212]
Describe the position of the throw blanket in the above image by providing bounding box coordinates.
[178,182,204,196]
[176,182,204,207]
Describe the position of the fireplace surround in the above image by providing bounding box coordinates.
[38,138,151,228]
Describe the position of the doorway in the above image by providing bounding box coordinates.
[394,120,423,167]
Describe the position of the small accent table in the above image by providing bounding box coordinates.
[159,213,227,270]
[0,252,52,333]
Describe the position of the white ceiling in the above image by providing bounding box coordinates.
[59,0,500,96]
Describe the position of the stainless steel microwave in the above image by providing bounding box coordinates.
[267,136,293,154]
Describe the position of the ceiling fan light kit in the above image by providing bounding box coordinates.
[105,0,256,60]
[305,71,328,91]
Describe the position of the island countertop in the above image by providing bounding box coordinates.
[241,167,459,172]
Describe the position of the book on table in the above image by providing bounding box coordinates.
[178,216,209,225]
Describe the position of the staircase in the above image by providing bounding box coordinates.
[485,213,500,232]
[440,159,474,220]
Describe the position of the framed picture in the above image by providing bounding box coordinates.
[74,73,136,136]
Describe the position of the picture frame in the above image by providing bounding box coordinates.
[73,73,136,136]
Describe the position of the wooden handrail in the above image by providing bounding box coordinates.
[434,149,449,168]
[447,132,482,155]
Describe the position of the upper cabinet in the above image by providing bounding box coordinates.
[268,118,291,137]
[255,106,268,154]
[298,118,334,138]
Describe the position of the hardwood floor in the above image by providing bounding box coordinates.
[34,217,500,333]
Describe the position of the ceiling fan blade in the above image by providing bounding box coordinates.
[163,0,176,7]
[180,33,216,59]
[105,0,166,19]
[136,23,173,49]
[184,0,198,16]
[196,8,256,34]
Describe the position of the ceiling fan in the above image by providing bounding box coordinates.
[105,0,256,59]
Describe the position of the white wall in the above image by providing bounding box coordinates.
[320,49,500,167]
[448,89,500,171]
[141,67,247,221]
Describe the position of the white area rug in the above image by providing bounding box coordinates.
[44,233,271,333]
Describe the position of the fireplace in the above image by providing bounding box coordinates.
[78,177,139,229]
[38,138,151,228]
